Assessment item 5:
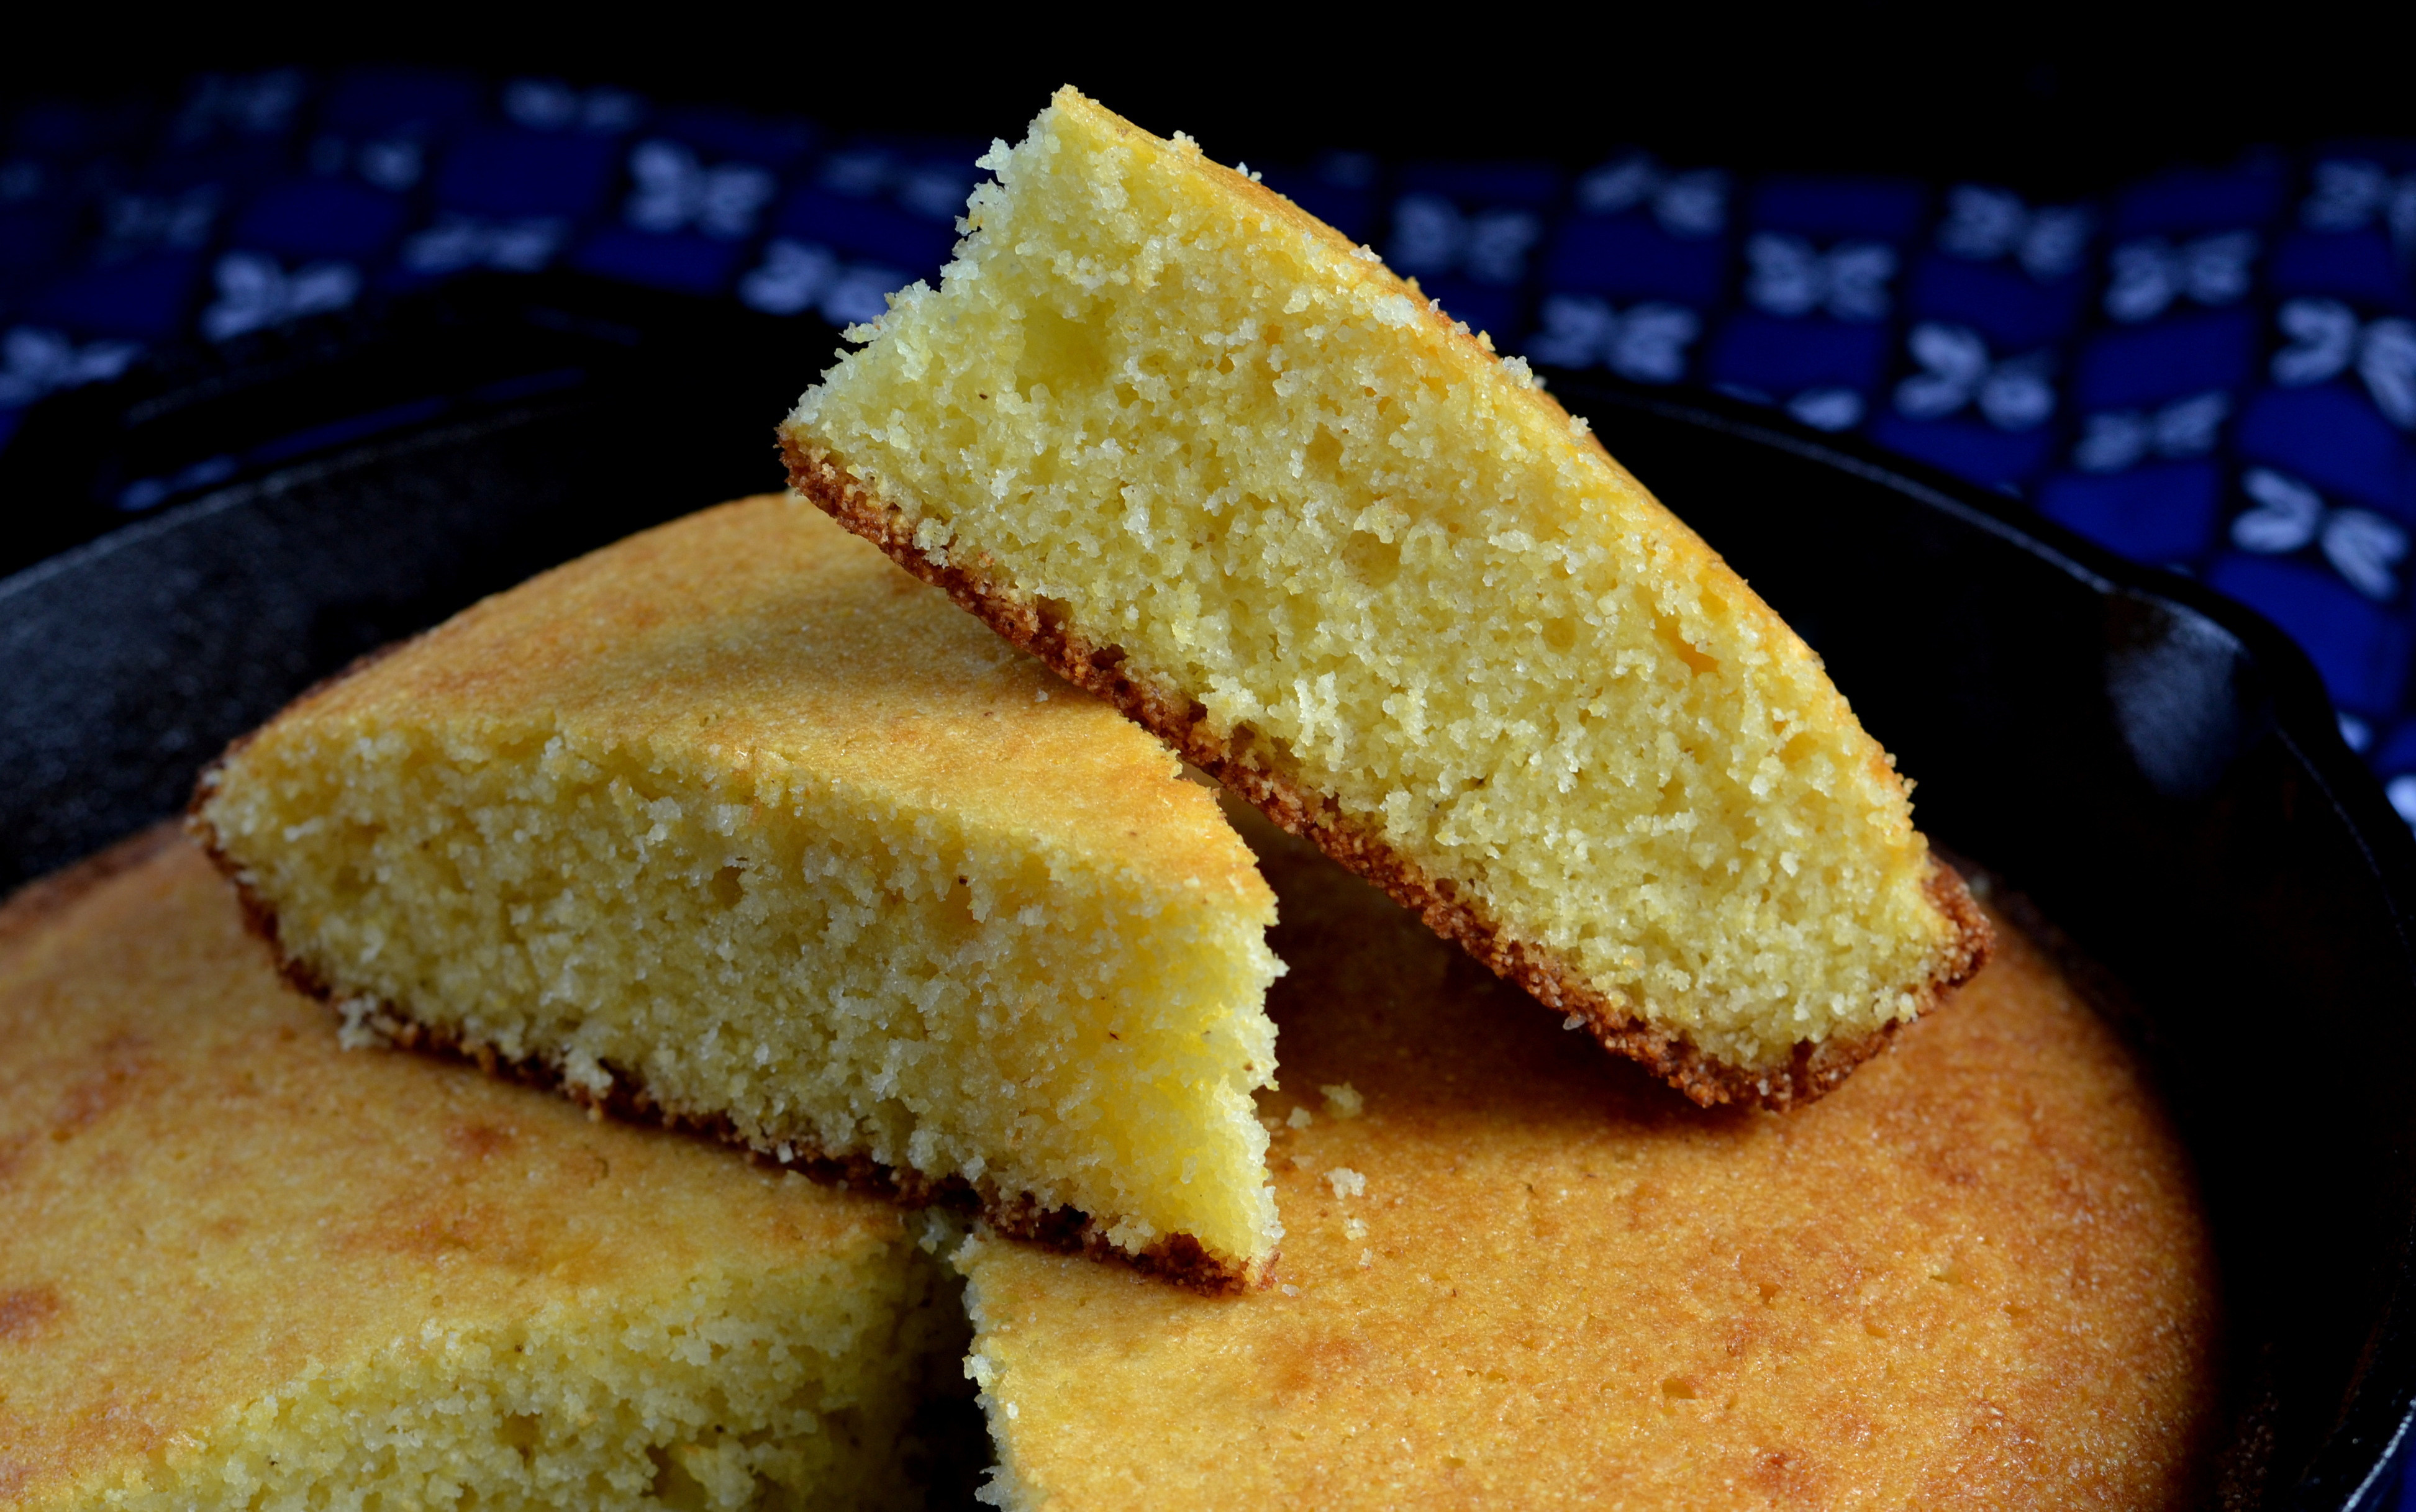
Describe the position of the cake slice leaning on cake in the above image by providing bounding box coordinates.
[191,494,1284,1289]
[781,87,1989,1108]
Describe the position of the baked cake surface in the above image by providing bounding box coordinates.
[189,494,1283,1287]
[0,831,961,1512]
[953,810,2217,1510]
[780,88,1987,1108]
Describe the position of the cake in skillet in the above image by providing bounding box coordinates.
[190,495,1283,1288]
[950,807,2218,1509]
[779,88,1988,1109]
[0,831,964,1512]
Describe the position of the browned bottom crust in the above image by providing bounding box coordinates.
[181,808,1262,1296]
[783,436,1994,1111]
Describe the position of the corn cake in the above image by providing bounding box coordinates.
[782,88,1989,1108]
[953,808,2217,1510]
[190,495,1283,1288]
[0,830,965,1512]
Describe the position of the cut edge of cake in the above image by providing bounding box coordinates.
[183,493,1287,1295]
[779,443,1989,1112]
[0,827,979,1512]
[187,684,1271,1300]
[778,88,1991,1108]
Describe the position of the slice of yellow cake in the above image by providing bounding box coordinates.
[950,812,2218,1510]
[189,494,1283,1288]
[780,88,1989,1108]
[0,830,966,1512]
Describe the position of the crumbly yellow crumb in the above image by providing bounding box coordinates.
[194,497,1283,1275]
[1,836,967,1512]
[947,822,2217,1511]
[783,88,1974,1079]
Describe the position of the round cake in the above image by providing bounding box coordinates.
[0,832,966,1512]
[956,807,2222,1509]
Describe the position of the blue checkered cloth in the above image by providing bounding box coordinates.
[5,79,2416,817]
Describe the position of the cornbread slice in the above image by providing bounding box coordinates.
[953,811,2218,1510]
[781,88,1988,1107]
[189,495,1283,1288]
[0,830,966,1512]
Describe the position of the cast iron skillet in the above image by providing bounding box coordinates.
[4,273,2412,1510]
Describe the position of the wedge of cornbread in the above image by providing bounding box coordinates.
[0,830,965,1512]
[782,88,1988,1108]
[190,495,1284,1288]
[951,808,2217,1510]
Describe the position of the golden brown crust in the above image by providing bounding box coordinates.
[783,437,1995,1111]
[184,794,1258,1296]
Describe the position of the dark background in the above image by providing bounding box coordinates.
[11,14,2403,191]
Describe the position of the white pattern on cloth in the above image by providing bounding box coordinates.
[738,240,906,326]
[2232,466,2409,601]
[2104,232,2259,323]
[2073,391,2231,472]
[1893,323,2056,430]
[200,251,360,342]
[1935,186,2092,279]
[2271,298,2416,430]
[2302,159,2416,261]
[173,70,304,143]
[1389,194,1542,286]
[1787,389,1866,432]
[1574,154,1727,237]
[0,327,140,408]
[624,140,774,240]
[101,187,220,258]
[1746,234,1897,321]
[503,79,643,134]
[1525,296,1701,382]
[402,215,570,274]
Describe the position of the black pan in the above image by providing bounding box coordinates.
[4,273,2410,1510]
